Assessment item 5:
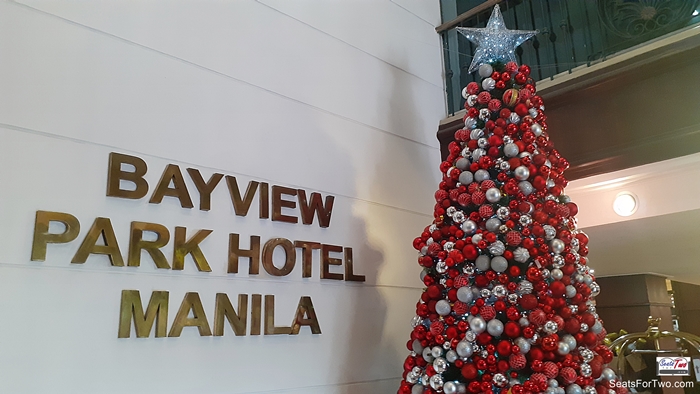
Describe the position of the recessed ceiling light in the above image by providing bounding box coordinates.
[693,10,699,16]
[613,192,638,217]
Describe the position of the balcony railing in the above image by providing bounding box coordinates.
[439,0,700,115]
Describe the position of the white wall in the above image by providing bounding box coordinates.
[0,1,445,393]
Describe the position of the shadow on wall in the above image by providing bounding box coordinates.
[338,51,441,393]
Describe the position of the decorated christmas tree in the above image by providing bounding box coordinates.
[399,6,624,394]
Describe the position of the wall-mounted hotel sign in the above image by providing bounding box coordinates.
[29,153,365,339]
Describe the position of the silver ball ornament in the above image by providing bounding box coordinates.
[487,319,504,336]
[457,287,473,303]
[481,77,496,91]
[485,217,502,232]
[470,317,486,334]
[474,169,490,182]
[433,357,448,373]
[478,64,493,78]
[486,187,501,203]
[550,239,565,254]
[488,240,505,256]
[601,368,616,381]
[431,346,443,358]
[519,181,534,195]
[456,341,474,357]
[551,268,563,280]
[514,165,530,180]
[412,384,425,394]
[557,342,571,355]
[430,374,444,390]
[443,382,458,394]
[491,256,508,273]
[515,337,530,353]
[566,384,583,394]
[459,171,474,185]
[504,143,520,158]
[436,300,452,316]
[462,220,477,234]
[446,350,459,363]
[475,255,491,271]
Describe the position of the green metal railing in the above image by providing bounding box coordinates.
[439,0,700,115]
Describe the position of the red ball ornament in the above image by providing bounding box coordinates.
[542,361,559,379]
[509,353,526,370]
[504,321,521,338]
[559,367,577,384]
[520,294,538,310]
[462,363,479,380]
[497,340,513,356]
[549,281,566,297]
[514,103,529,117]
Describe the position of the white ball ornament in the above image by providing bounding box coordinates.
[436,300,452,316]
[565,285,577,298]
[514,166,530,180]
[591,320,603,334]
[482,77,496,91]
[470,316,486,334]
[491,256,508,273]
[487,319,504,336]
[457,287,473,304]
[486,187,501,203]
[478,64,494,78]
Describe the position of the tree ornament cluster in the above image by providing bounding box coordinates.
[398,62,625,394]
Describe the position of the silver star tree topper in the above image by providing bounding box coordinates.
[457,5,537,73]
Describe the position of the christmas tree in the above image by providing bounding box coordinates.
[399,6,624,394]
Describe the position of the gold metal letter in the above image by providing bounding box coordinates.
[128,222,171,269]
[168,292,212,337]
[259,182,269,219]
[321,244,344,280]
[225,176,258,216]
[264,295,292,335]
[148,164,194,208]
[71,217,124,266]
[213,293,247,336]
[172,227,213,272]
[31,211,80,261]
[186,169,223,211]
[297,190,335,228]
[295,241,321,278]
[290,296,321,335]
[227,233,260,274]
[262,238,295,277]
[118,290,169,338]
[271,186,298,224]
[250,294,262,336]
[106,152,149,200]
[344,247,365,282]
